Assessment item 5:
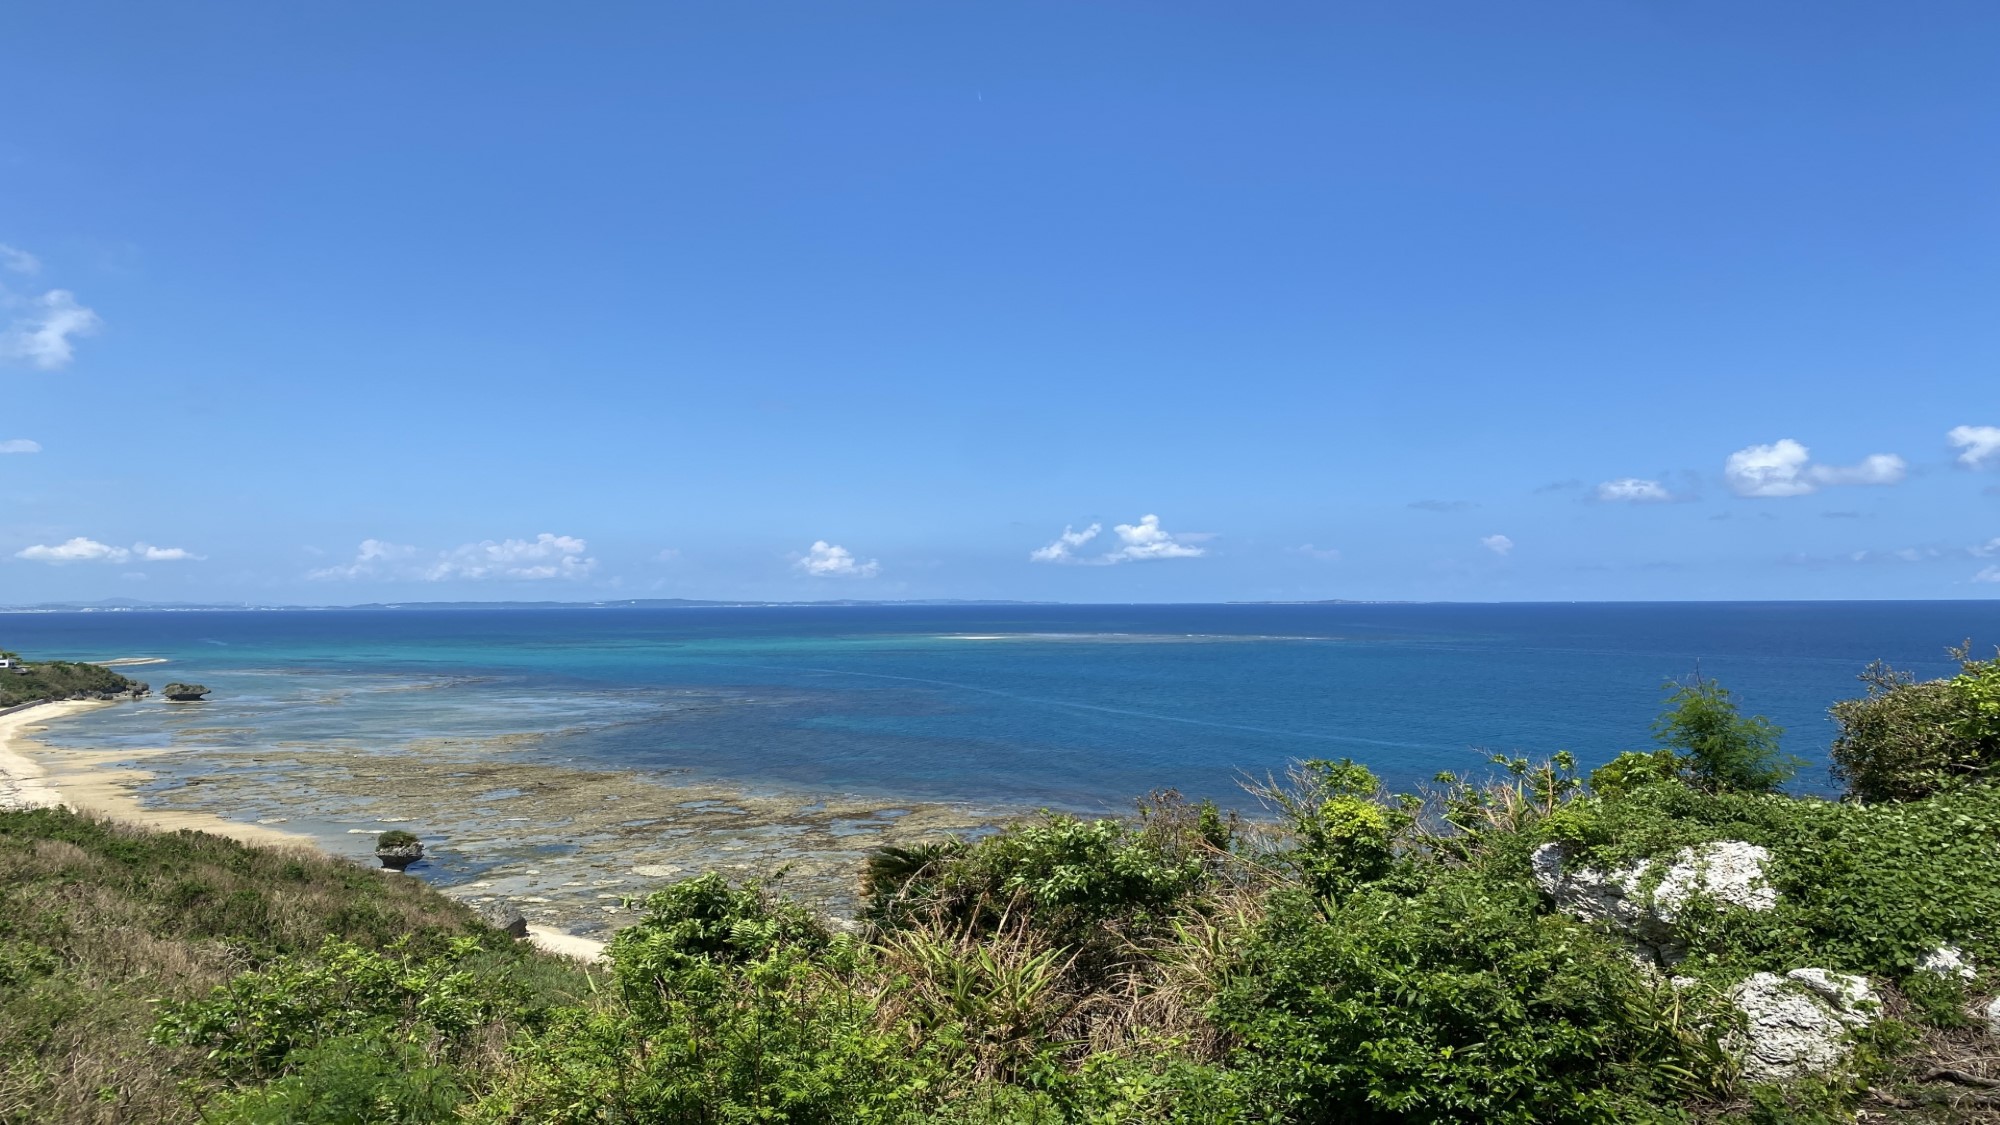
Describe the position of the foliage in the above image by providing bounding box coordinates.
[476,936,941,1124]
[861,795,1224,947]
[197,1036,465,1125]
[1535,780,2000,983]
[611,872,828,975]
[1214,876,1709,1123]
[150,936,515,1079]
[1652,677,1801,793]
[0,655,142,707]
[0,808,587,1124]
[375,829,422,851]
[1832,648,2000,802]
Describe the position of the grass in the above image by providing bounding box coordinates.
[0,808,592,1124]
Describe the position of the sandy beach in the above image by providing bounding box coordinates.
[0,699,317,848]
[0,698,608,961]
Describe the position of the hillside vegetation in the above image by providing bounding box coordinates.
[0,649,145,708]
[3,647,1999,1123]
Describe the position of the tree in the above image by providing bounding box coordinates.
[1653,675,1801,793]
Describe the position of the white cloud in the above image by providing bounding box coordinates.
[309,534,594,581]
[17,537,127,563]
[1481,534,1514,556]
[1949,425,2000,470]
[2,289,102,370]
[1724,440,1815,497]
[1808,453,1907,487]
[1107,514,1205,562]
[1975,566,2000,584]
[796,540,880,578]
[1595,478,1674,503]
[1724,438,1907,498]
[427,534,596,581]
[653,548,682,562]
[0,438,40,454]
[1029,523,1101,563]
[308,539,420,580]
[15,537,200,564]
[1294,544,1343,561]
[1031,514,1207,565]
[0,245,39,275]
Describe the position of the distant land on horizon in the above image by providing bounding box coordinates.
[2,597,1994,615]
[0,597,1069,613]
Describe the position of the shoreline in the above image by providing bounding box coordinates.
[0,699,321,848]
[0,698,608,961]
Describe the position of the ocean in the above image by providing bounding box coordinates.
[10,601,1999,810]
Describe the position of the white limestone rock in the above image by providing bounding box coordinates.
[1531,840,1776,963]
[1985,995,2000,1038]
[1727,970,1880,1082]
[1916,945,1976,981]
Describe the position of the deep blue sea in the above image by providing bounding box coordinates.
[7,602,1999,811]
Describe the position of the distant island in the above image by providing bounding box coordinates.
[0,597,1063,613]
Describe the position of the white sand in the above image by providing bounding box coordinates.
[528,925,609,963]
[2,699,324,847]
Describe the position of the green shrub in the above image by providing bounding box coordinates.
[861,808,1214,945]
[610,872,827,977]
[151,936,519,1080]
[1832,651,2000,802]
[1213,873,1709,1123]
[1652,677,1800,793]
[375,829,422,851]
[480,889,942,1125]
[198,1036,466,1125]
[1587,749,1685,799]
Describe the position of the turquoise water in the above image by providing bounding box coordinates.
[8,602,1999,809]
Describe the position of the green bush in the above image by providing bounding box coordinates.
[479,895,942,1124]
[1213,874,1707,1124]
[151,936,520,1080]
[862,803,1217,945]
[1652,677,1801,793]
[610,872,828,976]
[1831,651,2000,802]
[198,1036,466,1125]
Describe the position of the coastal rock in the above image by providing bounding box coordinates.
[162,683,210,702]
[374,830,425,871]
[1917,945,1976,981]
[477,901,530,939]
[1726,969,1880,1082]
[1531,840,1776,963]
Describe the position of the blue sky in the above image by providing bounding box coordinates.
[4,2,1997,604]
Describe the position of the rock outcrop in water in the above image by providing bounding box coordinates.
[375,829,425,871]
[163,682,211,702]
